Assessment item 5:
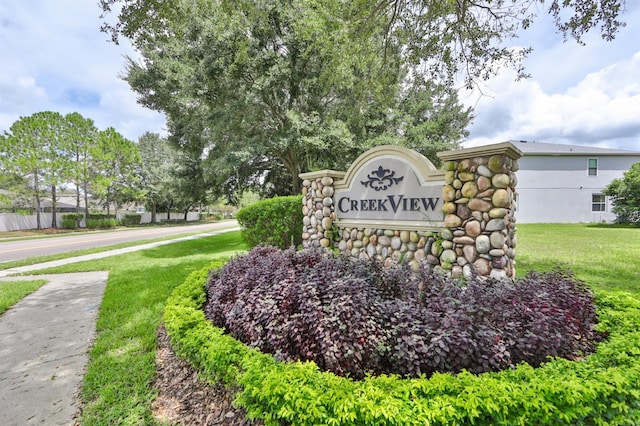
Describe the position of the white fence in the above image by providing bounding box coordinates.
[0,212,200,232]
[119,212,200,224]
[0,213,56,232]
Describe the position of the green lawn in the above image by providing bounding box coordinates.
[516,223,640,294]
[5,224,639,424]
[0,279,47,315]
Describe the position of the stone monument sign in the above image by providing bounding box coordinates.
[300,142,522,278]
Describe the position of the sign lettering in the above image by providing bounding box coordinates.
[333,155,444,225]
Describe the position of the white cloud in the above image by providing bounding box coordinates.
[0,0,165,141]
[462,48,640,151]
[460,3,640,152]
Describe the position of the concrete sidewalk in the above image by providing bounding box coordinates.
[0,272,108,425]
[0,226,240,425]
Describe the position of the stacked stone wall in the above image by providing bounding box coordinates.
[301,175,455,271]
[438,153,519,279]
[301,174,341,250]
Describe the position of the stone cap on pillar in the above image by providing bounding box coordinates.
[299,170,346,181]
[437,141,523,162]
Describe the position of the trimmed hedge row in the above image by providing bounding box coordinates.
[62,213,83,229]
[121,214,142,226]
[236,196,303,249]
[164,264,640,425]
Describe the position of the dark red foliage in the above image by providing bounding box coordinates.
[204,247,605,379]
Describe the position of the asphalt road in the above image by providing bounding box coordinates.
[0,221,238,263]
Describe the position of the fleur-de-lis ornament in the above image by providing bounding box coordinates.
[361,165,404,191]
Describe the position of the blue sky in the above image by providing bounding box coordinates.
[1,1,639,151]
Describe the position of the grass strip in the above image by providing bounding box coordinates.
[0,279,47,315]
[516,223,640,294]
[33,230,246,425]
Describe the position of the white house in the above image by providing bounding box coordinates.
[510,141,640,223]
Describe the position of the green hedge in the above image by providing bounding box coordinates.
[235,195,303,249]
[85,213,117,229]
[61,213,82,229]
[88,213,116,220]
[122,214,142,226]
[200,213,222,221]
[164,265,640,425]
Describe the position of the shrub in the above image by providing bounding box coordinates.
[167,261,640,426]
[200,212,222,221]
[86,214,117,229]
[86,218,117,229]
[206,247,387,378]
[235,196,303,249]
[614,207,640,225]
[61,213,82,229]
[204,247,604,379]
[121,214,142,226]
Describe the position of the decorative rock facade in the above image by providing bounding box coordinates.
[300,143,523,279]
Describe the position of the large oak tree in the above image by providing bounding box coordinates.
[100,0,476,196]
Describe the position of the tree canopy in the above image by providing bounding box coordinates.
[100,0,482,197]
[603,162,640,224]
[100,0,627,87]
[0,112,143,227]
[0,111,71,228]
[99,0,627,197]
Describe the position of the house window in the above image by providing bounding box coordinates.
[588,158,598,176]
[592,194,606,212]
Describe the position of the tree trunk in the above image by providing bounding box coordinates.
[83,181,89,227]
[35,193,42,230]
[34,169,42,230]
[76,185,82,228]
[75,152,82,228]
[51,184,57,228]
[151,201,157,224]
[281,148,302,195]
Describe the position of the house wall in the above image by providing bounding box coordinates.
[516,155,640,223]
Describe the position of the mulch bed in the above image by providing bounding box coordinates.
[152,326,263,425]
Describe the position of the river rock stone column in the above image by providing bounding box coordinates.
[436,142,522,279]
[300,171,345,249]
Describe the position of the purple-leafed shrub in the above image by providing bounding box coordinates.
[204,247,605,379]
[205,247,388,378]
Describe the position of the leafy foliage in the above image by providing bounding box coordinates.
[166,258,640,426]
[91,128,142,214]
[136,132,177,223]
[0,112,142,226]
[236,196,304,249]
[0,111,72,229]
[101,0,627,88]
[85,213,118,229]
[101,0,471,196]
[61,213,83,229]
[204,247,604,379]
[604,162,640,225]
[65,112,99,224]
[121,214,142,226]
